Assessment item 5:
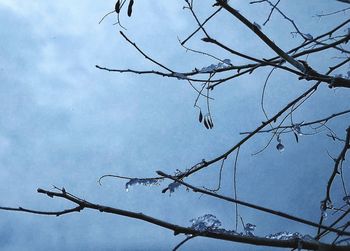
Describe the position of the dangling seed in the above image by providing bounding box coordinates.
[127,0,134,17]
[207,116,214,129]
[203,117,210,129]
[199,110,203,123]
[293,132,299,143]
[276,143,285,152]
[115,0,121,13]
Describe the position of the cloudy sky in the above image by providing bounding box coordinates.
[0,0,349,250]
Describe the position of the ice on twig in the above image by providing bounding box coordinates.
[244,223,256,236]
[125,178,159,191]
[265,231,303,240]
[190,214,222,231]
[189,214,239,235]
[198,59,232,73]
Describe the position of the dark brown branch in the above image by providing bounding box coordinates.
[202,37,303,76]
[337,0,350,4]
[239,109,350,135]
[0,205,83,216]
[324,126,350,204]
[205,33,350,89]
[95,65,171,77]
[181,7,222,46]
[185,0,210,39]
[315,208,350,240]
[316,7,350,17]
[215,1,350,88]
[95,65,218,83]
[98,28,350,89]
[215,0,306,72]
[176,83,319,179]
[119,31,173,73]
[157,171,350,237]
[0,187,347,250]
[251,0,305,38]
[172,235,196,251]
[166,57,350,186]
[263,18,350,65]
[202,37,266,63]
[317,126,350,235]
[260,0,281,26]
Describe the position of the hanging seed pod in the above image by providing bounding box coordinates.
[276,143,285,152]
[207,116,214,129]
[127,0,134,17]
[115,0,121,13]
[199,110,203,123]
[203,117,210,129]
[293,132,299,143]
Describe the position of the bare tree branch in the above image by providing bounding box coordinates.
[0,187,348,250]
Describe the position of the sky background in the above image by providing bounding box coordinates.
[0,0,349,250]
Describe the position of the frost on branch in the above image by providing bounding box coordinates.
[265,231,303,240]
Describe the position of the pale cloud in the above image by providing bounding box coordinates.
[0,1,102,36]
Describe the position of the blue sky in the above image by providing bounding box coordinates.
[0,0,349,250]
